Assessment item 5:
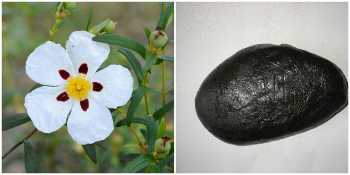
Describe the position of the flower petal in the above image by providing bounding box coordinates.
[26,41,75,86]
[66,31,110,79]
[24,86,74,133]
[88,65,133,108]
[67,96,114,145]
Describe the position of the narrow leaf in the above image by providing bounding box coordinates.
[126,86,148,126]
[93,34,147,58]
[157,118,166,139]
[153,100,174,121]
[111,109,120,122]
[158,55,174,63]
[121,153,157,173]
[147,88,162,94]
[148,164,160,173]
[89,18,111,34]
[65,7,82,15]
[165,87,174,95]
[145,115,157,153]
[38,22,51,30]
[156,153,174,170]
[120,153,142,162]
[29,83,43,93]
[140,129,148,144]
[119,48,144,84]
[3,113,31,131]
[24,140,42,173]
[144,51,157,72]
[82,144,97,164]
[142,25,151,39]
[95,141,106,151]
[55,2,63,13]
[156,2,174,31]
[84,4,93,31]
[115,117,146,127]
[57,17,70,29]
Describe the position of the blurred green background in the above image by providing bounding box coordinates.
[2,2,174,173]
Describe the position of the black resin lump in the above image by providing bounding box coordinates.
[195,44,348,145]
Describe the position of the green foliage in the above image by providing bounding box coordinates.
[148,164,160,173]
[2,113,31,131]
[29,83,43,93]
[156,2,174,31]
[145,51,157,72]
[153,100,174,121]
[93,34,147,58]
[142,25,151,40]
[89,18,111,35]
[38,22,51,30]
[156,153,174,170]
[84,5,93,31]
[119,48,145,84]
[82,144,97,164]
[115,117,146,127]
[120,153,142,162]
[56,17,70,29]
[165,87,174,96]
[121,153,157,173]
[24,140,42,173]
[126,86,148,126]
[157,118,166,139]
[145,115,157,153]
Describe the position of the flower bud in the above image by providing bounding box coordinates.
[155,136,171,153]
[63,2,76,9]
[102,20,117,34]
[149,26,168,48]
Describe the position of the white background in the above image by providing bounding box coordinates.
[176,2,348,173]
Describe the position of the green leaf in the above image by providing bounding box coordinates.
[145,115,157,153]
[148,163,160,173]
[147,88,162,94]
[82,144,97,164]
[84,4,93,31]
[156,2,174,31]
[121,153,157,173]
[29,83,43,93]
[93,34,147,59]
[142,25,151,39]
[153,100,174,121]
[120,153,142,162]
[144,51,157,72]
[140,129,148,144]
[119,48,144,84]
[111,109,120,122]
[157,117,166,139]
[65,7,82,15]
[57,17,70,29]
[115,117,146,127]
[165,87,174,95]
[24,140,42,173]
[89,18,111,35]
[38,22,51,30]
[126,86,148,127]
[3,113,31,131]
[156,153,174,170]
[95,141,106,151]
[158,55,174,63]
[55,2,63,13]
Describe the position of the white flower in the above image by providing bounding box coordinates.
[24,31,133,145]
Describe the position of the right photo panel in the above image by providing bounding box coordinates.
[176,2,348,173]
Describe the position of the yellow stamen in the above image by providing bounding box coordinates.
[66,75,91,101]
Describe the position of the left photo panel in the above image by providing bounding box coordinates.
[2,2,174,173]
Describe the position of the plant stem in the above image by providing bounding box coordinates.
[117,108,146,153]
[161,2,167,133]
[2,128,38,159]
[144,71,150,115]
